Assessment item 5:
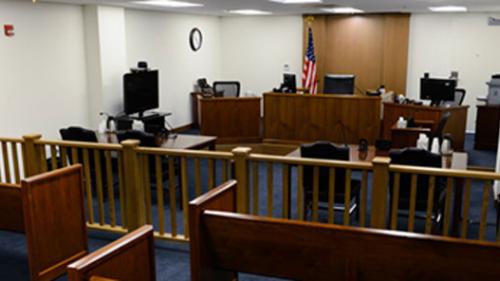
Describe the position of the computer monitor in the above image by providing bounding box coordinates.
[283,73,297,93]
[324,74,355,95]
[420,77,456,106]
[123,70,159,116]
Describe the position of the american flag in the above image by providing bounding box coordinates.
[302,27,317,95]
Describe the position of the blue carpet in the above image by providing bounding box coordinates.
[0,133,497,280]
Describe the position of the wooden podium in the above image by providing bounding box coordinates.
[197,95,261,144]
[383,103,468,151]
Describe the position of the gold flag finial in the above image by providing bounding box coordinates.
[305,16,314,27]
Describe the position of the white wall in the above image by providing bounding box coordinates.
[220,16,303,97]
[407,13,500,132]
[0,1,88,139]
[125,10,221,128]
[84,5,128,127]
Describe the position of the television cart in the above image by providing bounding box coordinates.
[115,111,172,134]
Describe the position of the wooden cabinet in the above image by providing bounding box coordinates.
[475,105,500,150]
[199,97,261,144]
[263,93,382,144]
[383,103,468,151]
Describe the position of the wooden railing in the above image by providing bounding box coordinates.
[0,136,25,184]
[0,134,499,243]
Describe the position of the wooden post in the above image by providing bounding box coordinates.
[370,157,391,229]
[22,134,42,177]
[121,140,146,231]
[232,147,252,214]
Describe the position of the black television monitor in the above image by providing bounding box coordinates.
[123,70,159,116]
[324,74,355,95]
[420,78,456,106]
[283,73,297,93]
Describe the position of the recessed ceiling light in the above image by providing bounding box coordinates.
[429,6,467,12]
[227,9,273,15]
[321,7,364,14]
[270,0,322,4]
[133,0,203,8]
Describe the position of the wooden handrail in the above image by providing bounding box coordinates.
[249,153,373,170]
[389,164,500,180]
[0,137,23,142]
[136,147,233,159]
[36,139,122,150]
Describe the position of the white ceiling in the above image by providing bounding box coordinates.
[31,0,500,15]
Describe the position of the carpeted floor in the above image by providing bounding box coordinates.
[0,133,497,281]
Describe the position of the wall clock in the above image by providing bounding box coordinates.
[189,28,203,52]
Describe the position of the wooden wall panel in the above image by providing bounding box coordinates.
[303,14,410,95]
[382,15,410,94]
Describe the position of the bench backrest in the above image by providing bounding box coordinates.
[67,225,156,281]
[190,180,500,281]
[22,165,88,281]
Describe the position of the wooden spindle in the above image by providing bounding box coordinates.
[443,177,453,236]
[168,157,177,237]
[60,146,68,167]
[328,168,336,224]
[12,142,20,183]
[424,176,435,234]
[93,150,105,225]
[181,157,189,238]
[1,141,10,183]
[390,173,401,230]
[479,181,491,241]
[460,178,472,239]
[104,151,116,227]
[222,160,228,182]
[117,153,126,227]
[50,145,58,170]
[408,174,417,232]
[142,155,152,224]
[83,149,95,224]
[155,156,165,235]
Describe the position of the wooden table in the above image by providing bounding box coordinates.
[264,93,382,144]
[99,133,217,150]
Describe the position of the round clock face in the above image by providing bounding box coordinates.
[190,28,203,52]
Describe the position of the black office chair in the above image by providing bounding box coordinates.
[455,88,466,106]
[300,141,361,222]
[60,126,116,196]
[431,112,451,146]
[389,148,446,230]
[213,81,241,97]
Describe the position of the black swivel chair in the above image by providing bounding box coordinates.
[389,148,446,229]
[455,88,466,106]
[430,112,451,147]
[213,81,241,97]
[300,141,361,222]
[60,126,116,196]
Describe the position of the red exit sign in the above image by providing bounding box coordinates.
[4,24,14,37]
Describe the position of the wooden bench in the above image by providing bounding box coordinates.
[190,180,500,281]
[0,165,88,281]
[67,225,156,281]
